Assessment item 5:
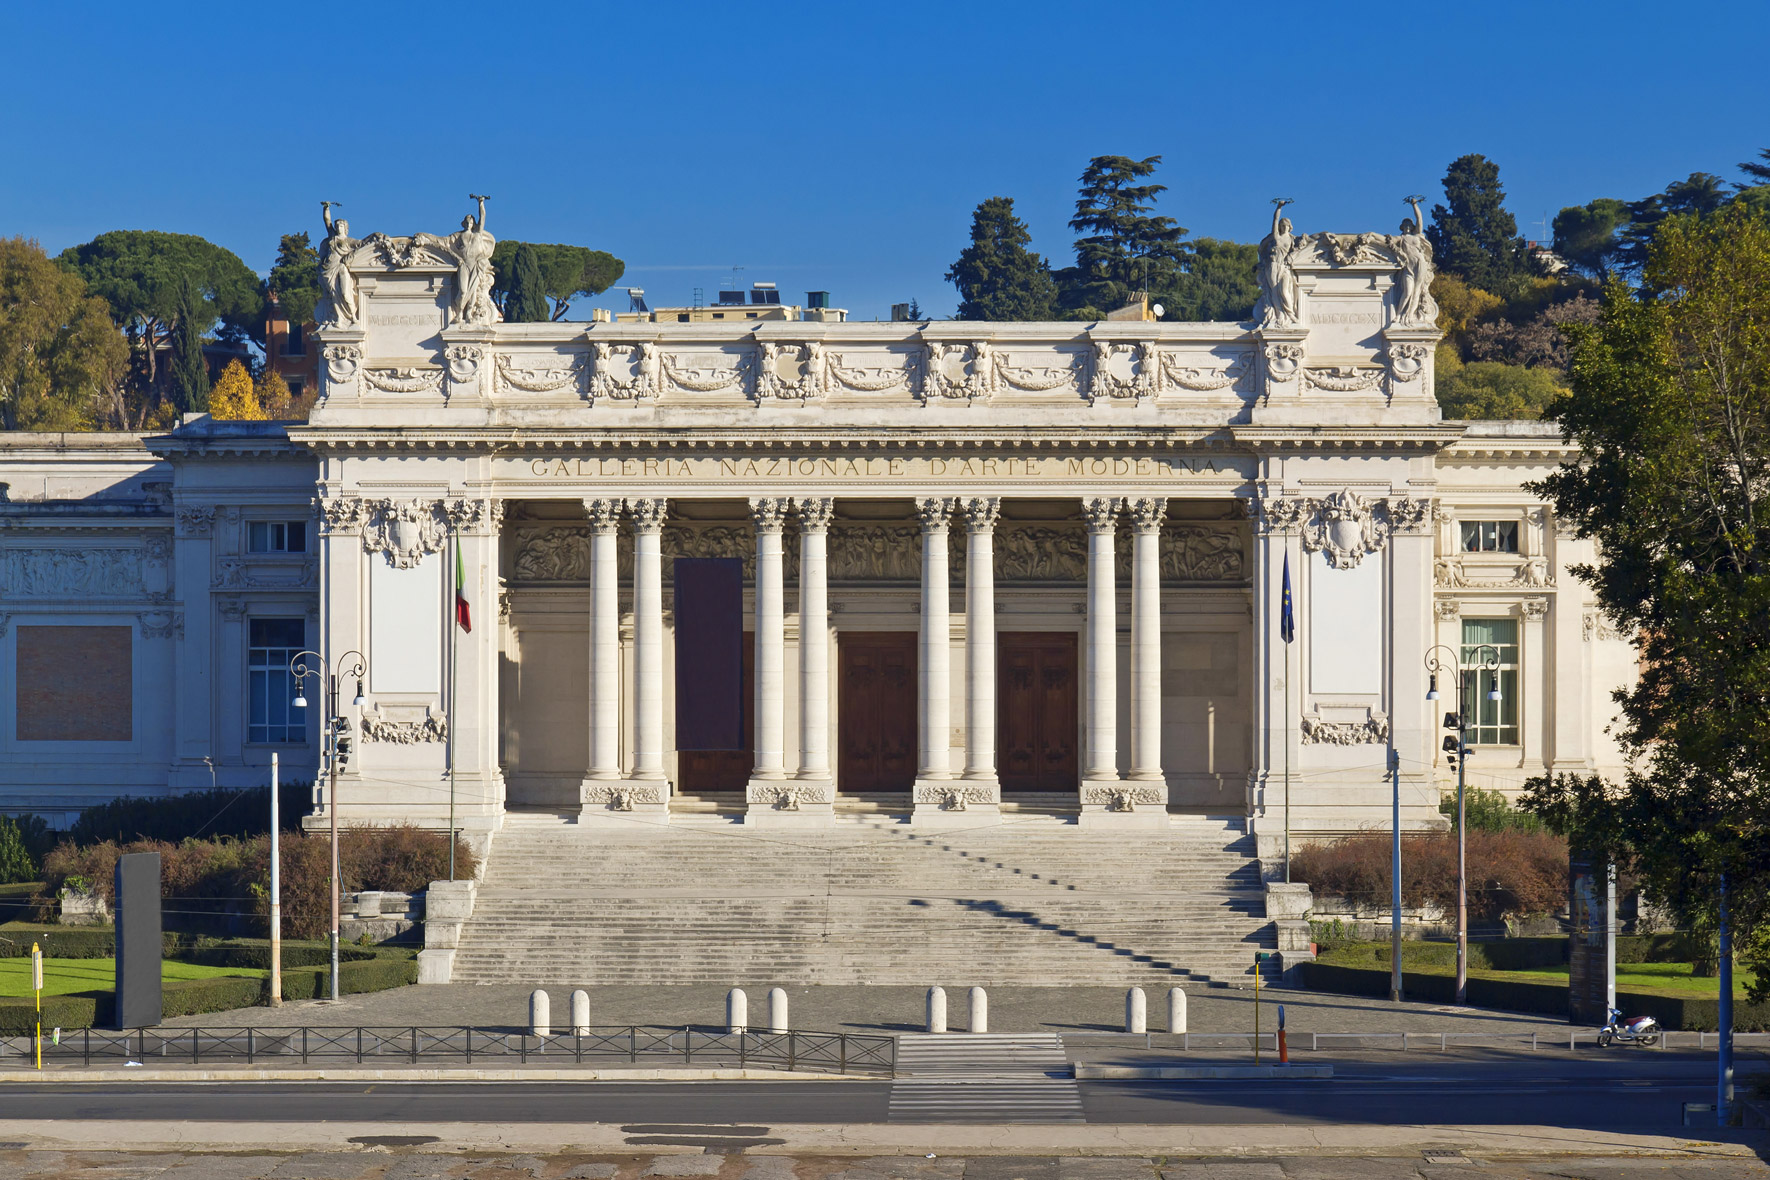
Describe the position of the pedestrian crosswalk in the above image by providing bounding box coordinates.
[888,1034,1084,1123]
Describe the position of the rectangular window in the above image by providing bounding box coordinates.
[1460,520,1519,552]
[247,520,307,553]
[248,617,305,744]
[284,324,306,356]
[1461,617,1520,745]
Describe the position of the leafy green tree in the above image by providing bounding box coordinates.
[267,232,321,328]
[489,241,624,320]
[1522,204,1770,1001]
[168,277,210,414]
[1060,155,1187,316]
[1427,154,1529,294]
[1156,238,1260,322]
[1435,359,1563,419]
[58,230,262,403]
[0,237,129,430]
[0,816,40,884]
[502,243,550,323]
[946,196,1057,321]
[1742,148,1770,186]
[1552,198,1631,279]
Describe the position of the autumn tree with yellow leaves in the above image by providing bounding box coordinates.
[207,359,264,420]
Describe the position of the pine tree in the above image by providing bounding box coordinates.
[946,197,1057,321]
[168,276,210,415]
[208,359,264,420]
[1740,148,1770,186]
[1061,155,1187,315]
[503,243,550,323]
[1427,154,1528,294]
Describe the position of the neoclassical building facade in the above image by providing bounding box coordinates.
[0,208,1636,848]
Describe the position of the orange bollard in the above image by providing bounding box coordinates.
[1279,1028,1289,1063]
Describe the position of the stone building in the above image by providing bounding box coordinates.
[0,206,1636,858]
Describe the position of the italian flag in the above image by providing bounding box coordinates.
[455,544,472,633]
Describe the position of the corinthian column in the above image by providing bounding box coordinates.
[796,497,834,783]
[910,497,959,823]
[1082,496,1123,785]
[628,497,669,783]
[1128,497,1167,785]
[959,496,1001,790]
[747,497,790,786]
[582,498,623,790]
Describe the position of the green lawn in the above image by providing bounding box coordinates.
[0,958,265,998]
[1492,961,1759,998]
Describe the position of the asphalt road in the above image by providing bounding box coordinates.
[0,1060,1738,1128]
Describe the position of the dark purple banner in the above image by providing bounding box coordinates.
[673,557,744,750]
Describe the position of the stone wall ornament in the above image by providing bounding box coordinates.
[1263,341,1304,380]
[663,351,749,393]
[1083,785,1165,810]
[590,342,659,401]
[993,350,1080,392]
[1090,341,1153,401]
[1160,525,1245,581]
[315,496,366,537]
[494,352,588,396]
[1257,199,1303,329]
[923,342,992,401]
[138,611,183,640]
[1301,490,1388,569]
[827,352,915,393]
[1387,341,1431,387]
[1251,494,1308,536]
[756,342,826,400]
[1389,196,1440,328]
[1160,352,1248,392]
[176,506,215,538]
[584,784,662,809]
[1387,498,1434,534]
[1300,712,1392,745]
[914,784,994,809]
[361,499,456,569]
[1303,365,1386,393]
[360,705,449,744]
[1434,598,1462,620]
[1522,597,1550,620]
[444,343,483,384]
[795,496,835,532]
[317,202,360,326]
[322,344,362,386]
[362,367,444,395]
[3,548,148,599]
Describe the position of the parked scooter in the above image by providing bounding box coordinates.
[1597,1007,1661,1047]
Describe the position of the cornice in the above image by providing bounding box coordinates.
[1230,425,1467,452]
[285,426,1244,454]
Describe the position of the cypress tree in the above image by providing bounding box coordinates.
[504,243,549,323]
[946,197,1057,321]
[1062,155,1187,315]
[1427,154,1528,294]
[169,276,211,414]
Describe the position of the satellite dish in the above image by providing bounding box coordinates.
[1150,303,1165,319]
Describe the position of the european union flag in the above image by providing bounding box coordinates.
[1280,552,1295,644]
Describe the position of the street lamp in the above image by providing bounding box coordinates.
[289,648,366,1002]
[1424,641,1502,1007]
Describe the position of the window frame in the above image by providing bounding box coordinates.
[246,519,308,554]
[247,616,307,746]
[1460,519,1520,553]
[1459,616,1520,746]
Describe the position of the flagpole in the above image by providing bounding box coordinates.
[448,525,457,882]
[1281,547,1293,885]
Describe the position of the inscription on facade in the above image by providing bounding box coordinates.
[516,455,1245,481]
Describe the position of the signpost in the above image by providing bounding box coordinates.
[1254,951,1274,1063]
[31,942,42,1070]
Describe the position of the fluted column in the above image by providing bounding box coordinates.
[1128,497,1167,783]
[915,496,955,784]
[747,497,790,783]
[583,497,623,785]
[796,497,834,782]
[1082,496,1123,785]
[628,497,668,782]
[959,496,1001,787]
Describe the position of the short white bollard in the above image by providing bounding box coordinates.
[571,989,590,1035]
[528,989,551,1038]
[927,986,947,1034]
[1168,987,1187,1035]
[727,987,748,1034]
[1126,987,1147,1034]
[768,987,789,1033]
[968,986,988,1034]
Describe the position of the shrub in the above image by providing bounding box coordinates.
[40,826,475,940]
[68,782,310,847]
[1292,828,1569,923]
[1440,788,1546,835]
[0,815,54,884]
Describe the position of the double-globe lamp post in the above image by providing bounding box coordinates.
[1424,642,1502,1007]
[289,649,366,1002]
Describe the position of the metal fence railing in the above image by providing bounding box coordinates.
[1063,1030,1770,1053]
[0,1025,896,1076]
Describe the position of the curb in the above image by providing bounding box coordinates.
[1075,1064,1333,1080]
[0,1067,873,1083]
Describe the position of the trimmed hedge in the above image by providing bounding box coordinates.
[0,924,182,960]
[1300,960,1770,1031]
[0,947,416,1034]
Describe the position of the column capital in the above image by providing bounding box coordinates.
[627,497,669,534]
[749,496,791,533]
[916,496,955,532]
[1082,496,1123,533]
[957,496,1001,534]
[1126,496,1168,534]
[583,497,622,534]
[795,496,835,533]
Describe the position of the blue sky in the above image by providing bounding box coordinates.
[4,1,1766,321]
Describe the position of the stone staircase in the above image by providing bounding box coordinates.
[450,812,1277,988]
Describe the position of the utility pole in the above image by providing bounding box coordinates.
[1390,746,1402,1003]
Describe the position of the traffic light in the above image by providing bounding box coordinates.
[1442,735,1460,753]
[330,716,354,770]
[1443,712,1461,731]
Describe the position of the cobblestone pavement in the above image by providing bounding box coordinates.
[154,985,1597,1039]
[3,1152,1769,1180]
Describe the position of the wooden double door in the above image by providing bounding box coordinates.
[835,630,1078,794]
[996,632,1079,792]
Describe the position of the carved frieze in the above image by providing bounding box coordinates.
[1082,785,1165,810]
[360,706,448,744]
[993,350,1081,393]
[1435,556,1554,588]
[2,547,148,598]
[913,784,996,808]
[826,352,915,393]
[1300,712,1391,745]
[177,506,215,538]
[362,367,443,395]
[1159,352,1250,393]
[664,351,750,394]
[1090,342,1153,402]
[747,782,832,807]
[1302,366,1385,394]
[494,352,588,396]
[213,556,319,590]
[584,785,663,809]
[756,342,826,401]
[924,343,992,401]
[1583,611,1627,642]
[138,611,183,640]
[590,342,659,401]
